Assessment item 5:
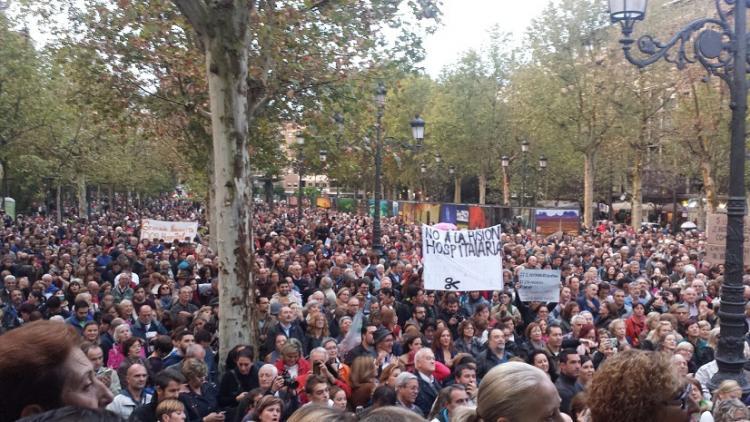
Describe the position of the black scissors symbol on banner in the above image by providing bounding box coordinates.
[444,277,461,290]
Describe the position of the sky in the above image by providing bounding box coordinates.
[420,0,552,77]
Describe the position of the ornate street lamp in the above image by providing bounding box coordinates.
[608,0,646,36]
[334,113,344,147]
[501,156,509,169]
[434,153,442,163]
[319,149,327,162]
[539,155,548,202]
[610,0,748,392]
[420,163,427,173]
[295,131,305,218]
[411,115,425,149]
[448,165,455,175]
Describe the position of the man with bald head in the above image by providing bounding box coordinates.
[106,363,151,419]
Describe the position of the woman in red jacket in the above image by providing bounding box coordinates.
[625,302,647,347]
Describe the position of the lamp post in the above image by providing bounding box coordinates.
[610,0,748,391]
[370,82,426,255]
[334,112,344,148]
[296,131,305,219]
[501,155,510,206]
[539,155,548,202]
[449,165,457,203]
[372,82,387,256]
[520,140,529,207]
[411,115,425,148]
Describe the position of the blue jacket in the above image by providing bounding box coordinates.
[131,319,168,342]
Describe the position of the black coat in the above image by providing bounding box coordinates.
[264,322,305,353]
[415,374,441,417]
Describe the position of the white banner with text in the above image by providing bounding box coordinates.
[422,224,503,291]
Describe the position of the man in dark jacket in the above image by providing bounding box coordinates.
[264,305,305,353]
[476,328,511,380]
[414,348,441,416]
[555,349,583,415]
[128,370,184,422]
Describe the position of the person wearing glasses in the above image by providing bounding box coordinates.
[588,349,699,422]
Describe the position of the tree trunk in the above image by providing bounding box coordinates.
[631,151,643,227]
[0,158,6,210]
[454,176,461,203]
[108,185,114,213]
[177,2,257,371]
[76,174,87,219]
[478,172,487,205]
[56,183,62,223]
[264,179,273,209]
[701,160,718,213]
[502,167,510,206]
[583,151,595,228]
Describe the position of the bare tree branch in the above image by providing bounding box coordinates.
[173,0,210,36]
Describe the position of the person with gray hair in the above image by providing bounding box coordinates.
[564,314,586,341]
[258,363,280,392]
[320,277,336,306]
[394,372,422,416]
[0,274,16,303]
[713,398,749,422]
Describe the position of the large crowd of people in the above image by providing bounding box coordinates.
[0,196,745,421]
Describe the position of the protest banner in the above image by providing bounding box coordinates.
[140,219,199,243]
[706,213,750,245]
[422,224,503,291]
[517,269,561,302]
[704,243,750,265]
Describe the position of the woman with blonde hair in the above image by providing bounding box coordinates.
[156,399,187,422]
[287,404,355,422]
[453,362,563,422]
[700,380,743,422]
[304,312,329,355]
[379,362,404,389]
[349,355,378,409]
[644,320,674,351]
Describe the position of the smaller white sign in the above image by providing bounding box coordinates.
[517,269,561,302]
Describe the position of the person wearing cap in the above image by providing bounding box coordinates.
[373,327,397,371]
